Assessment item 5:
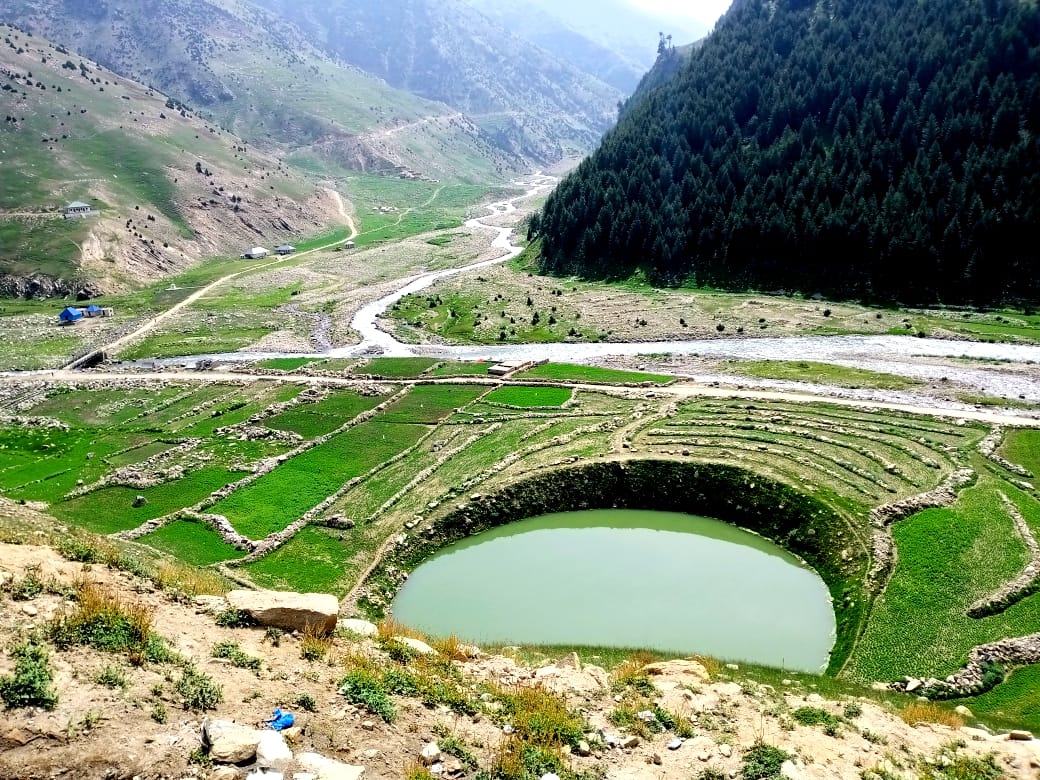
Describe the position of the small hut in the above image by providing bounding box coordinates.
[59,306,84,325]
[241,247,270,259]
[275,244,296,256]
[84,304,103,318]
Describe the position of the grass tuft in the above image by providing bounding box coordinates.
[900,701,964,729]
[0,640,58,710]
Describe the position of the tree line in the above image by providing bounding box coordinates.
[532,0,1040,306]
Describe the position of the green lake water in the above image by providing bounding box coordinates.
[392,509,836,672]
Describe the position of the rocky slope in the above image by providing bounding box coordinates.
[0,23,343,294]
[1,503,1038,780]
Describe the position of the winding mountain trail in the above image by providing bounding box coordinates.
[87,188,359,363]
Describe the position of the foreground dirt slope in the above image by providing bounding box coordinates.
[1,540,1038,780]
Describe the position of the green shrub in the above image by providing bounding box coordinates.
[10,565,44,601]
[697,769,728,780]
[175,666,223,711]
[264,627,284,647]
[151,702,168,723]
[919,749,1004,779]
[436,733,478,769]
[94,664,128,689]
[0,641,58,710]
[48,581,156,663]
[791,706,842,733]
[742,742,791,780]
[338,668,396,723]
[56,537,106,563]
[843,702,863,719]
[212,641,261,671]
[295,692,318,712]
[215,607,255,628]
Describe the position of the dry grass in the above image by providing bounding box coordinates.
[155,562,228,598]
[377,617,426,642]
[50,580,159,665]
[403,760,436,780]
[900,701,965,728]
[693,655,723,680]
[301,623,334,661]
[431,634,469,662]
[612,650,659,686]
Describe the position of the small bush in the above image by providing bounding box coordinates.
[49,581,155,663]
[175,666,223,711]
[791,706,842,733]
[0,641,58,710]
[697,769,728,780]
[264,627,284,647]
[381,638,416,664]
[900,701,964,729]
[295,692,318,712]
[212,641,261,671]
[843,702,863,719]
[56,537,107,563]
[338,668,396,723]
[151,702,168,723]
[741,741,791,780]
[10,564,44,601]
[94,664,128,689]
[918,748,1004,780]
[436,733,478,769]
[495,684,586,749]
[301,624,332,662]
[215,607,255,628]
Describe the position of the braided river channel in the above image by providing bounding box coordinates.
[392,509,836,672]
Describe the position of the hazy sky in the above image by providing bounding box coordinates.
[626,0,733,32]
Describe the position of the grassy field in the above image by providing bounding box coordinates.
[515,363,674,384]
[264,389,393,439]
[350,357,441,378]
[717,360,923,390]
[485,386,573,407]
[847,480,1040,683]
[138,520,244,566]
[256,358,323,371]
[429,361,493,376]
[51,467,246,535]
[3,377,1040,731]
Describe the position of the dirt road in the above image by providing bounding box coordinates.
[90,189,358,361]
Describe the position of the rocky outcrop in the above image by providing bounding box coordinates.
[979,427,1034,478]
[226,589,339,634]
[0,273,101,300]
[893,632,1040,699]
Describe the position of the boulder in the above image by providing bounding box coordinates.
[557,652,582,670]
[295,752,366,780]
[620,735,640,749]
[203,719,261,764]
[226,590,339,634]
[210,768,240,780]
[780,761,803,780]
[340,618,378,638]
[421,742,442,765]
[1009,730,1034,741]
[395,636,436,656]
[257,730,292,771]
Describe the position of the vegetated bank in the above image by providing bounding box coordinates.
[532,0,1040,306]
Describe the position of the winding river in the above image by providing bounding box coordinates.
[148,175,1040,404]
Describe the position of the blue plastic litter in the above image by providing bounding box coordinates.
[265,708,295,731]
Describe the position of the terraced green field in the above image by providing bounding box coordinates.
[1,375,1038,731]
[516,363,673,384]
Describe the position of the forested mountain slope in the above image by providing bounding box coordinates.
[533,0,1040,306]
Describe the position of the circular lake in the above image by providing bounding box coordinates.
[392,509,836,672]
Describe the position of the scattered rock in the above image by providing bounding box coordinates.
[132,495,147,507]
[361,720,375,731]
[557,652,581,670]
[576,740,591,756]
[636,710,656,723]
[718,744,732,758]
[905,678,923,693]
[210,768,240,780]
[225,589,339,634]
[954,705,973,718]
[421,741,442,765]
[1009,730,1034,741]
[256,730,292,771]
[650,753,663,765]
[202,719,261,764]
[20,604,38,617]
[295,753,366,780]
[340,618,378,637]
[442,758,464,776]
[620,735,640,749]
[780,760,802,780]
[666,738,683,750]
